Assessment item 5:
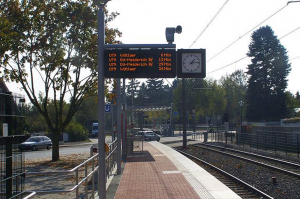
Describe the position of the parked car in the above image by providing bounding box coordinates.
[144,131,160,141]
[18,136,52,151]
[136,131,145,137]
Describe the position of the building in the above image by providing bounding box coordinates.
[0,81,25,136]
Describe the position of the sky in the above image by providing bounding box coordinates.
[7,0,300,98]
[106,0,300,93]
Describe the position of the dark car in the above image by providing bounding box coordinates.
[18,136,52,151]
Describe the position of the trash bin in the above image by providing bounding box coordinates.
[126,138,133,154]
[204,132,208,142]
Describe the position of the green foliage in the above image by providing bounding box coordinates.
[220,70,247,124]
[285,91,300,118]
[126,78,140,106]
[145,78,164,105]
[172,78,226,123]
[21,103,48,133]
[246,26,290,122]
[0,0,121,161]
[283,117,300,124]
[74,95,98,126]
[64,120,88,142]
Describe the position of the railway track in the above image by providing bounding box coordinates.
[195,143,300,178]
[175,148,273,199]
[177,144,300,199]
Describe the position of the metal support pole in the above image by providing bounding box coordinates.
[122,78,126,159]
[76,170,79,198]
[297,133,299,158]
[275,132,277,154]
[240,105,242,134]
[6,137,12,199]
[182,79,187,149]
[285,132,287,156]
[97,4,106,199]
[117,79,121,174]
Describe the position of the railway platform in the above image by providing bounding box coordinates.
[109,141,241,199]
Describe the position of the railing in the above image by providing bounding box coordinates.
[236,131,300,158]
[191,130,300,159]
[25,139,118,198]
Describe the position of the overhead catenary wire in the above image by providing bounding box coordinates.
[207,4,289,63]
[189,0,230,49]
[290,55,300,61]
[207,25,300,74]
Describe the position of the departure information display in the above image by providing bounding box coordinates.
[104,49,176,78]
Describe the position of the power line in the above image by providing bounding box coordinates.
[207,25,300,74]
[207,56,247,74]
[279,26,300,39]
[291,55,300,61]
[189,0,230,49]
[207,4,289,63]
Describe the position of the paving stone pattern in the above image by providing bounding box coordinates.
[114,142,200,199]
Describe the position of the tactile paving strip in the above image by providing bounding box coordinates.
[162,170,181,174]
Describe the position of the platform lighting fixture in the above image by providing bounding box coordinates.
[166,25,182,44]
[239,101,244,133]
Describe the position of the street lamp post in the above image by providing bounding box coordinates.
[239,101,244,134]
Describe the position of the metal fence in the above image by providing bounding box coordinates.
[0,136,34,199]
[25,139,118,199]
[191,130,300,159]
[236,131,300,158]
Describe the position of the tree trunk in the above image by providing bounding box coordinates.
[52,131,60,161]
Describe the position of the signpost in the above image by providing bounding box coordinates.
[105,104,111,113]
[104,49,176,78]
[173,111,178,116]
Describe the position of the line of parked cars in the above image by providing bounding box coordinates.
[18,136,52,151]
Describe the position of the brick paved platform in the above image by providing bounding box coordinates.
[113,142,241,199]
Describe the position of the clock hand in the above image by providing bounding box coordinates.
[190,59,195,64]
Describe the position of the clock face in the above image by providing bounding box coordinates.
[182,53,202,73]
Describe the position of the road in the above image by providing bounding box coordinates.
[24,145,93,160]
[24,138,100,160]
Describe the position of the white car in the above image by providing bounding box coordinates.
[18,136,52,151]
[144,131,160,141]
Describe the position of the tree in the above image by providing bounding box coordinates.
[296,91,300,100]
[126,78,140,106]
[146,78,164,105]
[246,26,291,122]
[285,91,299,118]
[172,78,226,125]
[136,82,147,106]
[0,0,121,161]
[220,70,247,125]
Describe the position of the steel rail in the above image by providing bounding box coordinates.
[194,145,300,178]
[174,148,274,199]
[200,143,300,167]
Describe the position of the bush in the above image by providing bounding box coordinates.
[65,120,89,142]
[283,117,300,124]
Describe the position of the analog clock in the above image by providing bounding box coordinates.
[182,53,202,73]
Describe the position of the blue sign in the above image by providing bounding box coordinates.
[173,111,178,116]
[105,104,111,113]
